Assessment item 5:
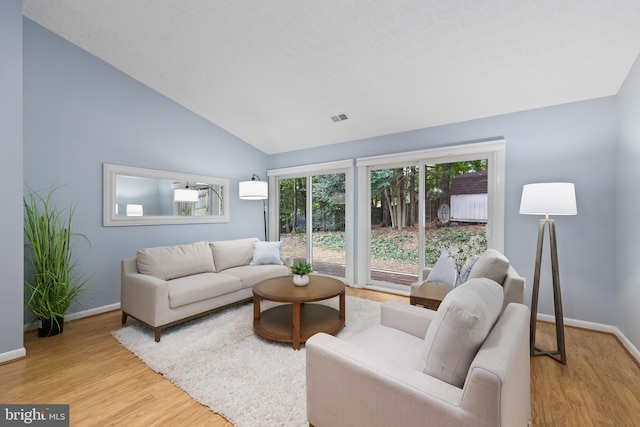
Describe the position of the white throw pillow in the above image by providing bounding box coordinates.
[251,241,284,265]
[416,278,504,388]
[426,252,457,286]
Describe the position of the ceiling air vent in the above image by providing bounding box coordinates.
[330,113,349,123]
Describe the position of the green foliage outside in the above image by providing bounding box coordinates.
[278,159,488,272]
[284,225,486,268]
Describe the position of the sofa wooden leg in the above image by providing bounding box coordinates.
[121,312,128,324]
[155,328,161,342]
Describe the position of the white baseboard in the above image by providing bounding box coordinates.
[537,313,640,364]
[66,303,121,321]
[0,347,26,364]
[2,304,122,364]
[23,302,121,331]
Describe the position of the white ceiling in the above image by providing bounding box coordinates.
[22,1,640,155]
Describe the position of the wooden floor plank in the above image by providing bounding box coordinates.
[1,287,639,426]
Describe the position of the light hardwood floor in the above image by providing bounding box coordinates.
[1,287,639,426]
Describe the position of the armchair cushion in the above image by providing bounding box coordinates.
[417,278,503,388]
[467,248,510,284]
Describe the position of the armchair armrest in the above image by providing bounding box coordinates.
[306,333,466,427]
[380,301,436,339]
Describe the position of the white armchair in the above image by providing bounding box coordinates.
[306,279,530,427]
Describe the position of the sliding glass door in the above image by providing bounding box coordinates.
[358,140,503,293]
[369,166,420,288]
[273,162,352,282]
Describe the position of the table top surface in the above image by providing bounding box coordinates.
[411,281,454,300]
[253,275,345,303]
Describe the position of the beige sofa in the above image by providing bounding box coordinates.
[306,279,531,427]
[121,238,292,341]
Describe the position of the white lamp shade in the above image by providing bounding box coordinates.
[519,183,577,216]
[174,188,199,202]
[126,204,144,216]
[239,180,268,200]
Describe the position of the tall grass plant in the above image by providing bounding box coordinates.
[23,186,89,331]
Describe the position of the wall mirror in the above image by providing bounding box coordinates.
[103,163,229,226]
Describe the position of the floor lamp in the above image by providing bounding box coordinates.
[239,174,269,241]
[519,182,577,365]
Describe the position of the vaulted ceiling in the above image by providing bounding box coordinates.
[22,1,640,154]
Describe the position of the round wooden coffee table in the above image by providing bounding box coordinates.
[253,275,346,350]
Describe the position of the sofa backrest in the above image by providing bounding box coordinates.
[136,241,215,280]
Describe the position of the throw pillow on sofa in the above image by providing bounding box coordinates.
[416,277,504,388]
[209,238,258,272]
[251,241,284,265]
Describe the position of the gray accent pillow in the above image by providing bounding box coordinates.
[251,241,284,265]
[458,255,480,285]
[416,278,504,388]
[426,252,457,286]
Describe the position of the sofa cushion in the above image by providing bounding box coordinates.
[347,324,425,368]
[136,241,215,280]
[416,278,503,388]
[251,241,284,266]
[209,238,258,272]
[426,252,457,286]
[222,264,289,288]
[467,248,510,284]
[168,273,242,309]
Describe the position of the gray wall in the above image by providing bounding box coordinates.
[617,54,640,347]
[270,97,619,328]
[0,0,25,359]
[22,19,270,321]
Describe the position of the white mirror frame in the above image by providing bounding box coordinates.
[103,163,230,226]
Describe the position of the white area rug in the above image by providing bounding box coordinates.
[112,296,381,427]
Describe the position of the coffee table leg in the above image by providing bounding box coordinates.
[253,295,260,321]
[293,302,301,350]
[339,291,346,322]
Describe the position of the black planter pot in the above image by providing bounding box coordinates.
[37,316,64,337]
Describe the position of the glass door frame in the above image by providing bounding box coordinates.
[356,139,506,293]
[267,160,355,284]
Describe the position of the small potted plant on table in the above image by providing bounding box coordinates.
[290,261,313,286]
